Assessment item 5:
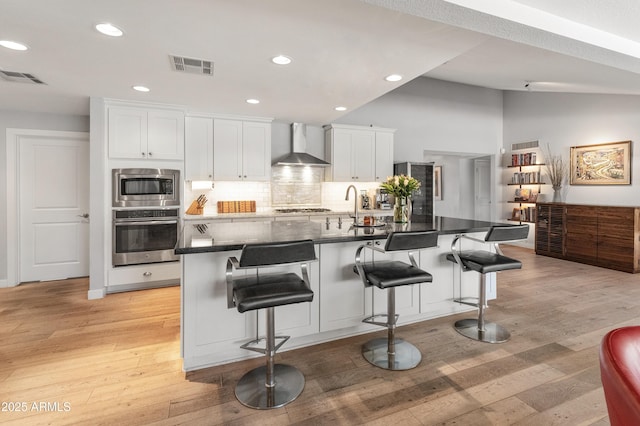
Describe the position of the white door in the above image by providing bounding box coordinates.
[19,134,89,282]
[474,157,492,221]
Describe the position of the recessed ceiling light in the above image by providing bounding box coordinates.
[385,74,403,82]
[95,23,124,37]
[246,99,260,104]
[335,106,347,111]
[271,55,292,65]
[0,40,28,51]
[132,85,150,92]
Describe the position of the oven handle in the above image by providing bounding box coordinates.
[114,220,178,226]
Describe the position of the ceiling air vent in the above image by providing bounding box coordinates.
[169,55,213,76]
[0,70,46,84]
[511,140,539,151]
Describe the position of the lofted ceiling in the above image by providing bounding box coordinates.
[1,0,640,125]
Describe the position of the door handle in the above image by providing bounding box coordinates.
[77,213,89,219]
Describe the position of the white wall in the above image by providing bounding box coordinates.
[0,110,89,283]
[334,77,504,219]
[503,91,640,207]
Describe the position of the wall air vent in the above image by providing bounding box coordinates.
[169,55,213,76]
[511,140,539,151]
[0,70,46,84]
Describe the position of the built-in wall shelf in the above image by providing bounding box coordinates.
[505,159,548,223]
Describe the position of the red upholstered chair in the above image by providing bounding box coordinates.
[599,326,640,425]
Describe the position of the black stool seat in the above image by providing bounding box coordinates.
[233,273,314,313]
[445,251,522,274]
[354,261,433,289]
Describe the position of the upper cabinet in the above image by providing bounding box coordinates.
[108,106,184,160]
[184,116,214,181]
[324,124,395,182]
[213,118,271,181]
[374,130,394,181]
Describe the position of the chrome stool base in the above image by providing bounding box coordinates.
[454,318,511,344]
[235,364,305,410]
[362,337,422,370]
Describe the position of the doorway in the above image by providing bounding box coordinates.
[474,157,492,221]
[6,129,90,286]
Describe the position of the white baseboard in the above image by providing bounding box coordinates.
[87,288,106,300]
[0,279,7,288]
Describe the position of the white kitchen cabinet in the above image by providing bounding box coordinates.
[107,261,180,292]
[213,119,271,181]
[375,130,394,181]
[181,249,319,370]
[108,106,184,160]
[319,241,373,332]
[184,116,214,181]
[324,124,395,182]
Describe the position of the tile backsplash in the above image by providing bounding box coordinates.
[271,166,322,206]
[185,175,382,214]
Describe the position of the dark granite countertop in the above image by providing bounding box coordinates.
[175,215,505,254]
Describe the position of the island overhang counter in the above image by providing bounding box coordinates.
[176,216,511,371]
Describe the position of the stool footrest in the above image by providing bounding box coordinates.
[363,313,398,328]
[453,297,486,308]
[240,335,290,354]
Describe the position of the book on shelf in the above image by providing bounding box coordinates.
[511,170,541,184]
[511,206,537,222]
[510,151,538,166]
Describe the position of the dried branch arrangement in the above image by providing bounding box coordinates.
[542,144,568,190]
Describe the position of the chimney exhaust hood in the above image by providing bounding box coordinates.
[274,123,330,167]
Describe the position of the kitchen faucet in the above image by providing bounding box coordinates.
[345,184,358,226]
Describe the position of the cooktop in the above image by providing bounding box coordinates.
[274,208,332,213]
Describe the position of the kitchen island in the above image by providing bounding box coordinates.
[175,216,514,371]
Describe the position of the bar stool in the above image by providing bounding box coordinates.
[226,239,316,409]
[353,230,439,370]
[446,224,529,343]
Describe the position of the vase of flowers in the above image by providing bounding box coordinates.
[380,174,421,223]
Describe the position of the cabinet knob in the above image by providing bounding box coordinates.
[143,272,152,277]
[243,175,247,178]
[208,174,212,178]
[141,152,146,157]
[148,152,153,157]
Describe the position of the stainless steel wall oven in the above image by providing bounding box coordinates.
[112,168,180,207]
[112,208,179,267]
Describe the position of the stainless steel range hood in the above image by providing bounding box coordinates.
[274,123,330,167]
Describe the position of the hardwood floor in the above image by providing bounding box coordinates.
[2,246,636,425]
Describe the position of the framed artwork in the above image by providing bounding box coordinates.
[570,140,631,185]
[434,165,442,200]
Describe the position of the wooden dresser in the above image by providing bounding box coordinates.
[536,203,640,273]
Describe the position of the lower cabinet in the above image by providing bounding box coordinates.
[107,261,180,292]
[181,250,320,370]
[536,203,640,273]
[318,241,372,332]
[598,207,639,272]
[564,205,598,264]
[181,238,480,370]
[535,203,564,258]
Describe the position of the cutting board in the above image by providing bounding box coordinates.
[217,200,256,213]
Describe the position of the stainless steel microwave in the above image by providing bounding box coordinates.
[112,168,180,207]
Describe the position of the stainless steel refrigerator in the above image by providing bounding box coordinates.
[394,162,434,219]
